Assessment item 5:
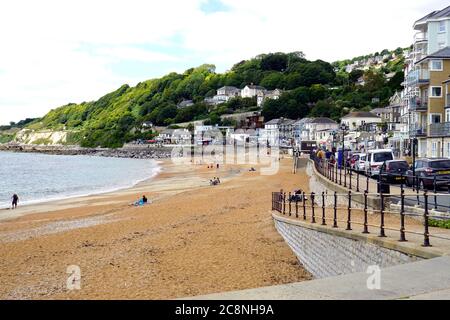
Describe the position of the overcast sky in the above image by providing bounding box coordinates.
[0,0,448,125]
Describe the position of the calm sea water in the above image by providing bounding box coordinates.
[0,152,160,209]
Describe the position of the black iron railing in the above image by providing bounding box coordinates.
[272,190,450,247]
[309,154,450,212]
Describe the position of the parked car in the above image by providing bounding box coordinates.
[405,158,450,190]
[349,153,366,172]
[380,160,409,183]
[364,149,395,177]
[355,153,367,172]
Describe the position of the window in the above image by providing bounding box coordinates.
[432,142,437,157]
[430,59,443,71]
[439,21,446,33]
[431,86,442,98]
[446,109,450,122]
[430,113,442,124]
[447,142,450,158]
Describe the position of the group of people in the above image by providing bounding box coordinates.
[207,163,220,169]
[313,147,337,164]
[209,177,221,186]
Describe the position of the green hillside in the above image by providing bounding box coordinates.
[17,50,404,148]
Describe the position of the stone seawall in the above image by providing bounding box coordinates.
[273,214,421,279]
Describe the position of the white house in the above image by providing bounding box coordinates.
[217,86,241,97]
[171,129,191,144]
[341,111,382,131]
[241,85,266,98]
[257,89,283,107]
[263,118,295,146]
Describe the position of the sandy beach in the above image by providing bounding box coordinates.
[0,157,312,299]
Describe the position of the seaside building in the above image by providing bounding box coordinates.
[263,118,295,146]
[341,112,382,131]
[403,5,450,157]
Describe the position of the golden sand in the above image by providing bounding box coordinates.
[0,158,312,299]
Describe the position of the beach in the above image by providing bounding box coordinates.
[0,157,312,299]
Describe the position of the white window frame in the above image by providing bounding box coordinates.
[446,109,450,123]
[439,21,446,33]
[430,59,443,71]
[432,142,437,158]
[430,86,443,98]
[429,113,442,124]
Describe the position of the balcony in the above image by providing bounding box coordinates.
[414,32,428,43]
[409,125,427,137]
[406,69,430,87]
[429,122,450,137]
[409,97,428,112]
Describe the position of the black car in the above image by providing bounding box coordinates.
[380,160,409,183]
[406,158,450,190]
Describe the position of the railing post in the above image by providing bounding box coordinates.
[302,192,306,220]
[344,163,347,188]
[363,190,369,234]
[311,193,316,224]
[295,198,299,219]
[322,191,326,226]
[400,189,407,242]
[283,192,286,215]
[356,170,360,192]
[366,174,369,193]
[423,192,431,247]
[339,164,342,185]
[346,191,352,230]
[288,192,292,216]
[335,164,338,183]
[379,192,386,237]
[434,176,438,210]
[333,191,338,228]
[349,167,352,190]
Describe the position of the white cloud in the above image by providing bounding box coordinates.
[0,0,448,124]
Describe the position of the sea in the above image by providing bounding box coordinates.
[0,151,160,209]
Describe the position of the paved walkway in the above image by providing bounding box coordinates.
[188,256,450,300]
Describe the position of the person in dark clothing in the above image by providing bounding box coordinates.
[12,194,19,209]
[142,195,148,204]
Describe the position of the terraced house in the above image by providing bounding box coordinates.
[404,5,450,157]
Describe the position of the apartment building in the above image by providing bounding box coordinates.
[403,5,450,157]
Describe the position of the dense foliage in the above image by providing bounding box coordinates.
[22,50,405,147]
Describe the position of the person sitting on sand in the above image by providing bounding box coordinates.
[142,195,148,204]
[11,194,19,209]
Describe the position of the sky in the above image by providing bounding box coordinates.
[0,0,448,125]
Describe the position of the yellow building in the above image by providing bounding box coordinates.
[413,47,450,157]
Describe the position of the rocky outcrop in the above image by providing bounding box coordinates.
[0,143,173,159]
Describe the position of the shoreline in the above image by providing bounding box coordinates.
[0,158,167,222]
[0,159,163,217]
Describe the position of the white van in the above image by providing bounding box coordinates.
[364,149,394,176]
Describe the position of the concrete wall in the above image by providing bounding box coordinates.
[274,215,421,279]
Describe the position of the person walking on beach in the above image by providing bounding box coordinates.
[11,194,19,209]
